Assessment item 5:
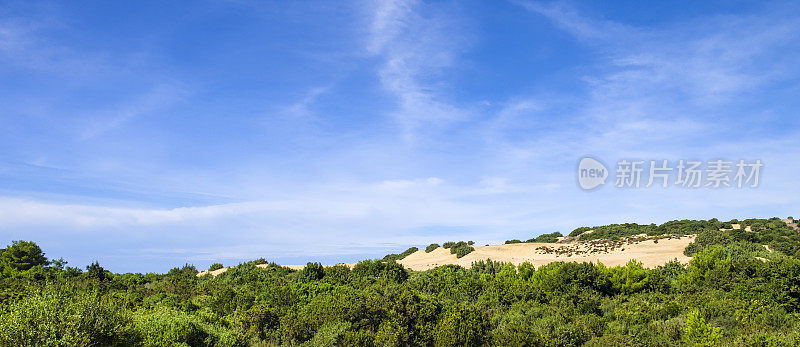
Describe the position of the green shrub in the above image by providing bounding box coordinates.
[470,258,507,276]
[570,226,592,237]
[299,262,325,282]
[209,263,224,271]
[434,304,489,346]
[426,243,440,252]
[352,259,408,282]
[382,247,419,262]
[505,239,522,244]
[300,321,351,347]
[532,232,563,243]
[453,245,474,258]
[134,307,219,347]
[0,286,139,346]
[681,309,722,346]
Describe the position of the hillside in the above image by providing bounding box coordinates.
[399,235,694,270]
[199,217,800,276]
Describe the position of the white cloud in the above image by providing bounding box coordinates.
[80,83,190,140]
[363,0,473,139]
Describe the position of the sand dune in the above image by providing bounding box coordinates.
[198,235,695,276]
[197,262,355,277]
[398,235,695,271]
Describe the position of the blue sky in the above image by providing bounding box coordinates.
[2,0,799,273]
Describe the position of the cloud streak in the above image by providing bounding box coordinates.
[364,0,473,139]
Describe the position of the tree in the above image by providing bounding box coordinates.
[0,240,49,276]
[208,263,224,271]
[299,262,325,282]
[86,261,110,281]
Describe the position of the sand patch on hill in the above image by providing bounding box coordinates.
[398,235,695,271]
[197,262,355,277]
[198,235,696,276]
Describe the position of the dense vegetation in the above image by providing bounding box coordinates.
[442,241,475,258]
[381,247,419,262]
[505,232,564,244]
[2,217,800,346]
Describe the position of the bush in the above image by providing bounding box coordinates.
[0,286,139,346]
[533,232,563,243]
[134,308,225,347]
[470,259,508,276]
[434,304,489,346]
[299,262,325,282]
[453,245,475,258]
[382,247,419,262]
[570,226,592,237]
[352,259,408,282]
[681,309,722,345]
[425,243,440,253]
[208,263,224,271]
[505,239,522,244]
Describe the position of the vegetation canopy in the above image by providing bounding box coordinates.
[2,217,800,346]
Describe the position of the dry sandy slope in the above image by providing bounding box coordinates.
[198,236,695,276]
[198,263,355,277]
[398,236,695,271]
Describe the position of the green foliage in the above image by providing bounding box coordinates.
[569,219,724,240]
[86,261,111,281]
[505,239,522,244]
[352,259,409,282]
[382,247,419,262]
[0,240,49,277]
[426,243,440,252]
[434,304,489,346]
[4,230,800,346]
[684,217,800,258]
[299,262,325,282]
[530,231,563,243]
[437,241,475,258]
[453,245,475,258]
[605,260,652,295]
[682,309,722,345]
[299,321,351,347]
[209,263,224,271]
[0,286,139,346]
[471,258,508,276]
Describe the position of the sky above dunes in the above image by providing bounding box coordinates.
[2,0,799,273]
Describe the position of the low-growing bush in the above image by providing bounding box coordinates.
[382,247,419,262]
[453,245,474,258]
[534,232,563,243]
[426,243,440,253]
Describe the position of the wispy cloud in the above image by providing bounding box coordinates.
[363,0,473,139]
[79,83,190,140]
[509,0,800,158]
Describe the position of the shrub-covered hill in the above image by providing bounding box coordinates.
[568,217,800,258]
[1,216,799,346]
